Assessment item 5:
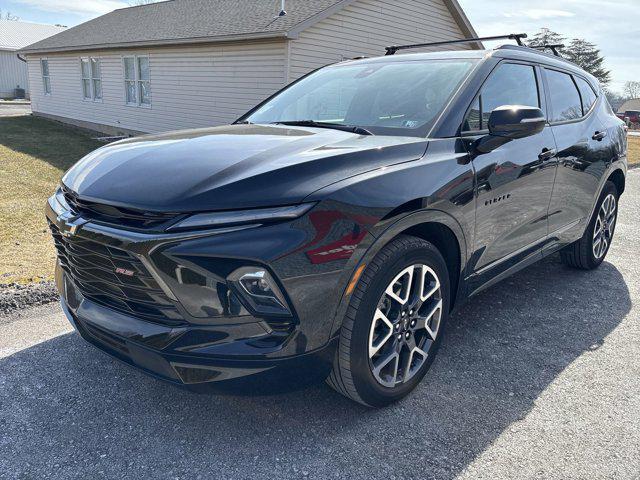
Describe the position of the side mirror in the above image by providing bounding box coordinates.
[475,105,546,154]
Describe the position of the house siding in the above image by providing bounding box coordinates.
[27,40,286,134]
[288,0,472,81]
[24,0,474,134]
[0,50,29,98]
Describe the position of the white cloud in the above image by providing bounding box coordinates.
[14,0,128,16]
[503,9,576,20]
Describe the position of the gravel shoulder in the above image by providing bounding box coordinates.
[0,281,57,316]
[1,171,638,480]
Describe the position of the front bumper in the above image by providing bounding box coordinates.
[46,195,367,386]
[59,289,336,387]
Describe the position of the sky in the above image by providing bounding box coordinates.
[458,0,639,93]
[1,0,638,93]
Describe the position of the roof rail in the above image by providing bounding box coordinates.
[497,45,578,68]
[529,44,565,57]
[384,33,527,56]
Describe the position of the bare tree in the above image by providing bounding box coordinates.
[128,0,159,5]
[0,10,20,20]
[624,81,640,99]
[605,90,627,112]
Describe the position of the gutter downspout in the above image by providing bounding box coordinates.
[15,53,29,99]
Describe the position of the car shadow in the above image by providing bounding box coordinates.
[0,255,631,479]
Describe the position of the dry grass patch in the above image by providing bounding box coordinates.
[628,135,640,166]
[0,116,102,284]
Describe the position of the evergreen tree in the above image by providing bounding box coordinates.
[527,28,566,54]
[565,39,611,86]
[526,29,611,87]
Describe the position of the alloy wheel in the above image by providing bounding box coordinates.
[593,193,617,259]
[368,264,443,388]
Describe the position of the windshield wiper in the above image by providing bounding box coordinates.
[275,120,373,136]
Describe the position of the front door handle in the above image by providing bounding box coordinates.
[538,148,557,161]
[593,131,607,141]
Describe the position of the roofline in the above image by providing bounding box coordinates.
[444,0,483,49]
[0,19,66,27]
[19,0,481,55]
[0,20,67,52]
[19,31,289,55]
[287,0,358,37]
[111,0,173,13]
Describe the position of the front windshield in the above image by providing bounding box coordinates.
[243,59,477,137]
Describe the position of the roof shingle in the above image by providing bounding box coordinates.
[20,0,345,53]
[619,99,640,113]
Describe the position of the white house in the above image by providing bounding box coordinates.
[0,20,66,99]
[20,0,479,135]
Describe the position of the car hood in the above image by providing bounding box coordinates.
[63,124,428,212]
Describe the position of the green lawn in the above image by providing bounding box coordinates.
[0,116,102,284]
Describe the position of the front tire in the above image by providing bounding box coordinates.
[327,235,450,407]
[560,181,619,270]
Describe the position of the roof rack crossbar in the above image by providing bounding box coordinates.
[529,44,565,57]
[384,33,527,55]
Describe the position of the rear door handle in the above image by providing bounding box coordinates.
[538,148,557,161]
[593,131,607,141]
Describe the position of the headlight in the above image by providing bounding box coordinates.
[166,203,315,232]
[227,267,292,317]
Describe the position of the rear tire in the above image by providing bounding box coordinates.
[327,235,450,407]
[560,181,618,270]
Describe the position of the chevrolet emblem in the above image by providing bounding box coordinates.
[57,211,88,238]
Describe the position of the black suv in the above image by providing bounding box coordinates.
[47,42,627,407]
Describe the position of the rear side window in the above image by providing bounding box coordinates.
[463,63,539,131]
[546,69,582,122]
[575,76,598,114]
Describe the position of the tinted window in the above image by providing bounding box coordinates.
[575,76,598,114]
[546,70,582,122]
[245,60,477,137]
[464,63,539,131]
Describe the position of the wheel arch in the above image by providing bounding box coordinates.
[327,209,469,341]
[607,168,625,196]
[401,222,461,314]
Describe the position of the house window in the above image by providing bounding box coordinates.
[41,59,51,95]
[81,57,102,101]
[123,56,151,106]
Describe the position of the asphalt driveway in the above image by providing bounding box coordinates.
[1,171,638,479]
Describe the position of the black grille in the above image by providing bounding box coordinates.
[50,222,184,326]
[62,186,179,231]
